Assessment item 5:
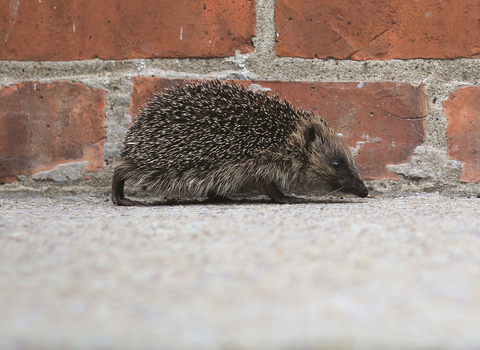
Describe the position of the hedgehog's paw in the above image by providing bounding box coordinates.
[260,180,304,204]
[271,195,305,204]
[114,197,148,206]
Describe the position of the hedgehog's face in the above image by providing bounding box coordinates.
[305,124,368,198]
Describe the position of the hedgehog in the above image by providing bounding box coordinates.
[112,80,368,206]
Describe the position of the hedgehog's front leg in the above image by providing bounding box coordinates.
[258,179,304,204]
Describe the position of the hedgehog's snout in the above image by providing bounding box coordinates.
[348,178,369,198]
[341,182,368,198]
[335,173,368,198]
[347,177,369,198]
[358,186,369,198]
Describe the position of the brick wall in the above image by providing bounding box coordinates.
[1,0,479,194]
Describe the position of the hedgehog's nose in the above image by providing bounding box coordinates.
[359,188,369,198]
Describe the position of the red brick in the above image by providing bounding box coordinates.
[130,78,426,180]
[0,81,106,183]
[0,0,255,61]
[276,0,480,60]
[445,87,480,183]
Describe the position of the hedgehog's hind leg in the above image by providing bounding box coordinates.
[204,191,233,203]
[111,167,146,206]
[259,179,304,204]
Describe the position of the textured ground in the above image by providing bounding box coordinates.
[1,193,480,350]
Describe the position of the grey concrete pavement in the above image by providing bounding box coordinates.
[1,193,480,349]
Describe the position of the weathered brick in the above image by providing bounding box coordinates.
[445,87,480,183]
[0,81,106,183]
[0,0,255,61]
[276,0,480,60]
[130,78,426,180]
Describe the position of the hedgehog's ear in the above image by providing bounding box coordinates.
[306,126,323,149]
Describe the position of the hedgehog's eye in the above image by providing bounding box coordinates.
[332,160,341,169]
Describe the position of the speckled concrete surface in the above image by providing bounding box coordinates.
[1,194,480,349]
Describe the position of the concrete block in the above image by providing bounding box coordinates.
[0,0,256,61]
[0,81,106,183]
[276,0,480,59]
[445,87,480,183]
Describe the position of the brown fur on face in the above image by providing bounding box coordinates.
[289,119,367,197]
